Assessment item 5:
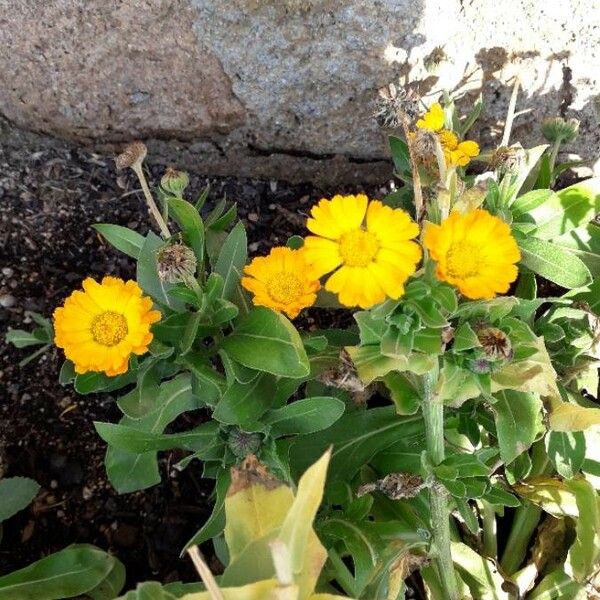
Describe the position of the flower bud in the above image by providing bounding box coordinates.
[227,428,262,459]
[161,167,190,196]
[541,117,580,143]
[156,243,197,284]
[491,145,524,175]
[475,326,513,361]
[115,141,147,171]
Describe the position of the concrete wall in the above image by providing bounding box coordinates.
[1,0,598,184]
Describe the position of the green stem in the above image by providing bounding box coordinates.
[500,442,551,575]
[481,500,498,559]
[547,138,562,185]
[133,163,172,239]
[422,369,460,600]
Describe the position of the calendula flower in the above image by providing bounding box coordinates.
[416,102,445,132]
[54,277,161,376]
[303,194,421,309]
[241,247,320,319]
[424,209,521,300]
[439,129,480,167]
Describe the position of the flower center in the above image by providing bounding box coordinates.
[266,273,304,304]
[446,243,481,279]
[91,311,128,346]
[339,230,379,267]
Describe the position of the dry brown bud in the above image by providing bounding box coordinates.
[115,141,147,171]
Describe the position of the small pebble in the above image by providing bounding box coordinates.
[1,267,14,277]
[50,479,58,489]
[247,212,259,223]
[0,294,15,308]
[82,486,93,501]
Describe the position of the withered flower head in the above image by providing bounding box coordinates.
[156,243,197,284]
[541,117,580,143]
[491,145,525,175]
[475,326,513,361]
[424,46,447,73]
[374,83,420,128]
[115,141,147,171]
[161,167,190,196]
[411,129,439,162]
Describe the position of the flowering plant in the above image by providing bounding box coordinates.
[6,90,600,599]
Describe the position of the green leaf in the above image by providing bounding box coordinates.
[183,470,230,551]
[452,322,481,352]
[553,223,600,277]
[0,477,40,523]
[383,372,420,415]
[214,221,250,313]
[137,232,184,310]
[181,353,225,407]
[517,235,592,289]
[482,483,521,507]
[104,375,198,493]
[167,197,205,264]
[523,178,600,239]
[513,189,556,219]
[354,311,386,345]
[95,420,219,453]
[263,397,345,437]
[565,477,600,582]
[451,542,510,600]
[212,374,277,427]
[289,407,424,483]
[74,369,137,395]
[490,390,543,465]
[221,307,309,378]
[0,544,123,600]
[5,329,48,349]
[389,136,411,179]
[528,569,584,600]
[93,224,144,259]
[545,431,586,479]
[115,581,178,600]
[571,278,600,315]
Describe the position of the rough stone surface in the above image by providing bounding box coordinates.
[0,0,598,183]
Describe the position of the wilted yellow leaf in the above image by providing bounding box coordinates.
[549,402,600,432]
[180,578,281,600]
[513,478,578,518]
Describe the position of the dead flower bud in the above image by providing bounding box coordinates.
[475,326,513,361]
[490,145,525,175]
[156,243,197,284]
[424,46,447,73]
[411,129,439,162]
[357,473,427,500]
[161,167,190,196]
[542,116,580,144]
[115,141,147,171]
[374,83,420,128]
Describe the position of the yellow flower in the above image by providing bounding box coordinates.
[53,277,161,377]
[241,247,320,319]
[424,209,521,300]
[303,194,421,309]
[416,102,445,132]
[439,129,480,167]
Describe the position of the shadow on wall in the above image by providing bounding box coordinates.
[384,44,599,171]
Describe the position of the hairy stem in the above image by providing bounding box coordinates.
[501,76,520,147]
[422,370,460,600]
[132,163,172,239]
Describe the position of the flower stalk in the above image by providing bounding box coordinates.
[421,368,460,600]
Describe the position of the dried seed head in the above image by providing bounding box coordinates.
[424,46,447,73]
[357,473,427,500]
[475,326,513,361]
[161,167,190,196]
[374,83,420,128]
[411,129,439,161]
[156,243,197,284]
[227,428,262,459]
[541,117,580,143]
[115,141,147,171]
[491,145,525,175]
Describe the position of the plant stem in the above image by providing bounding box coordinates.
[132,163,172,239]
[500,442,551,575]
[187,546,225,600]
[401,118,425,223]
[481,500,498,559]
[422,369,460,600]
[547,138,562,185]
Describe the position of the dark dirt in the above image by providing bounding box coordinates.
[0,142,391,588]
